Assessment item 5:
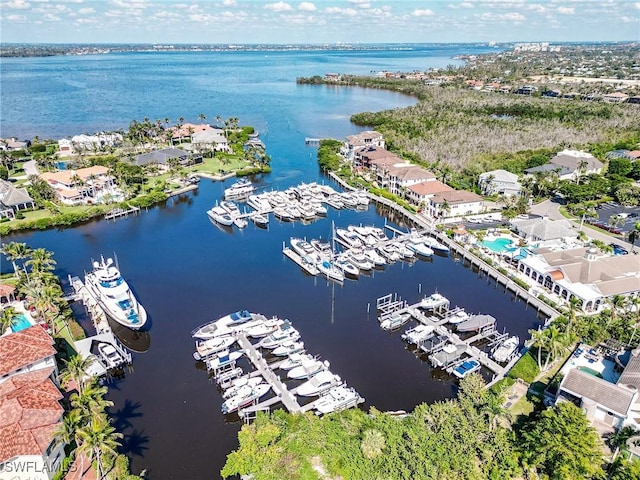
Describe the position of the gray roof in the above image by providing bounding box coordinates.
[192,130,227,145]
[618,348,640,389]
[511,218,577,241]
[524,164,573,176]
[479,169,519,183]
[133,148,189,166]
[551,153,603,171]
[561,368,635,416]
[0,179,34,208]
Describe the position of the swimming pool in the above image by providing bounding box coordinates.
[481,237,513,253]
[11,314,32,332]
[577,366,603,378]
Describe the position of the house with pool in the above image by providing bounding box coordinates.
[516,246,640,312]
[0,325,65,480]
[554,344,640,432]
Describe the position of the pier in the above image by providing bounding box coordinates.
[104,205,141,221]
[282,247,319,276]
[304,137,322,146]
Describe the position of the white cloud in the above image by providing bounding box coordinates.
[4,0,30,9]
[635,2,640,9]
[480,11,526,21]
[110,0,148,9]
[348,0,370,7]
[222,0,236,5]
[557,6,575,14]
[461,1,474,7]
[412,8,434,17]
[264,1,293,12]
[5,13,27,20]
[75,17,96,24]
[78,7,94,14]
[324,6,357,16]
[298,2,315,11]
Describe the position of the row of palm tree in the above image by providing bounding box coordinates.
[57,355,125,479]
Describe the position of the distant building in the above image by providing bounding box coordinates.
[510,218,577,244]
[602,92,629,104]
[606,149,640,161]
[405,180,454,207]
[341,131,385,161]
[524,149,603,181]
[191,129,230,152]
[40,165,117,206]
[478,169,522,197]
[426,190,484,219]
[58,133,122,154]
[170,123,214,142]
[0,138,29,151]
[0,179,35,218]
[514,85,538,95]
[133,148,197,167]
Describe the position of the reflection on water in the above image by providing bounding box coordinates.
[109,319,151,353]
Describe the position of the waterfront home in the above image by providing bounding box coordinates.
[510,218,578,245]
[57,133,122,155]
[341,131,385,161]
[0,137,29,151]
[0,178,35,218]
[170,123,216,143]
[478,169,522,197]
[0,284,17,305]
[191,129,230,152]
[516,246,640,312]
[353,146,398,171]
[405,180,453,208]
[133,147,200,168]
[40,165,117,206]
[554,344,640,432]
[0,324,58,384]
[425,190,484,220]
[606,149,640,161]
[377,163,436,197]
[524,149,603,181]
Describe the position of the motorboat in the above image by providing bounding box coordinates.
[310,239,332,259]
[273,207,293,221]
[246,317,284,338]
[249,212,269,227]
[339,192,358,208]
[84,256,148,330]
[335,228,363,248]
[295,371,342,397]
[259,321,301,349]
[272,340,305,357]
[377,244,401,262]
[380,312,411,331]
[297,202,316,220]
[314,385,364,415]
[456,314,497,333]
[334,256,360,278]
[216,367,244,388]
[98,342,126,369]
[207,206,234,226]
[452,359,481,379]
[220,201,241,218]
[193,335,237,361]
[324,195,344,209]
[390,241,415,259]
[291,237,317,259]
[422,236,450,253]
[430,343,466,368]
[279,352,314,371]
[363,248,386,267]
[224,179,254,199]
[317,260,345,283]
[348,226,377,247]
[247,193,271,211]
[310,202,327,216]
[222,376,264,399]
[368,227,388,243]
[345,249,374,271]
[354,190,370,207]
[192,310,262,339]
[404,237,434,257]
[286,205,301,220]
[221,383,271,414]
[420,293,449,310]
[206,350,243,371]
[401,324,434,345]
[446,309,469,325]
[287,357,330,379]
[234,217,248,229]
[492,336,520,363]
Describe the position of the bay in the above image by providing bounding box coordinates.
[0,45,544,480]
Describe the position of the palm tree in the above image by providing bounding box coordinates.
[542,324,570,371]
[0,241,32,277]
[529,327,548,370]
[77,413,122,480]
[25,248,57,275]
[198,113,206,124]
[71,381,113,418]
[60,355,95,394]
[628,222,640,252]
[607,294,628,326]
[360,429,385,459]
[0,305,17,334]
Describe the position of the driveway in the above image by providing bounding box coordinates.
[21,160,39,178]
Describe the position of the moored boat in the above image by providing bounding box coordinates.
[207,206,234,226]
[224,179,254,199]
[401,324,434,345]
[259,321,301,349]
[317,260,345,283]
[452,359,481,379]
[287,357,330,379]
[420,292,449,310]
[221,383,271,414]
[272,340,305,357]
[84,256,148,330]
[314,385,364,415]
[296,370,342,397]
[249,212,269,227]
[492,335,520,362]
[206,350,243,371]
[222,376,264,399]
[456,314,497,333]
[193,335,236,361]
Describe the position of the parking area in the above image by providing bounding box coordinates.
[589,201,640,235]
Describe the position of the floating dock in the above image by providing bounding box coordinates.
[282,247,319,276]
[104,205,140,221]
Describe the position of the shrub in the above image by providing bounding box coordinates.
[507,350,539,384]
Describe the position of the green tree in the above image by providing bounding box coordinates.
[25,247,57,274]
[0,241,31,277]
[360,429,385,459]
[77,413,122,480]
[529,327,548,369]
[519,402,604,480]
[60,354,95,394]
[0,305,18,334]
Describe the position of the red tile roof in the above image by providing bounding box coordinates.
[0,325,56,377]
[0,368,62,463]
[431,190,483,205]
[0,284,15,297]
[407,180,453,196]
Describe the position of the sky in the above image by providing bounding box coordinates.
[0,0,638,44]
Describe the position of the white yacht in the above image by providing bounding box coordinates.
[420,293,449,310]
[291,237,318,259]
[272,340,305,357]
[334,256,360,278]
[98,342,127,369]
[311,239,332,259]
[287,357,330,379]
[85,256,148,330]
[317,260,345,283]
[246,317,284,338]
[206,350,243,371]
[192,310,262,339]
[380,312,411,331]
[339,192,358,208]
[401,324,434,345]
[422,236,450,253]
[249,212,269,227]
[377,244,401,262]
[273,207,293,221]
[452,359,481,379]
[314,385,364,415]
[446,309,469,325]
[220,201,241,218]
[221,383,271,414]
[279,352,314,371]
[492,336,520,363]
[404,237,434,257]
[324,195,344,210]
[363,248,386,267]
[193,336,237,361]
[259,321,301,349]
[247,193,272,211]
[346,249,374,271]
[296,371,342,397]
[224,179,254,199]
[335,228,364,248]
[207,206,234,226]
[222,376,264,399]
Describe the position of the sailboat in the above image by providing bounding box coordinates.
[318,221,344,283]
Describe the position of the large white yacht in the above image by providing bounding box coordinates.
[85,256,148,330]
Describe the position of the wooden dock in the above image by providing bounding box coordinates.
[282,247,319,276]
[69,275,111,334]
[104,205,141,221]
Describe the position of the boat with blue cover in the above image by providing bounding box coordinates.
[85,256,147,330]
[452,359,481,378]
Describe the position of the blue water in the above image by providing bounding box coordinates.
[11,314,32,332]
[0,45,543,480]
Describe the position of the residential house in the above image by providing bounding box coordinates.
[426,190,484,219]
[602,92,629,104]
[353,147,399,171]
[0,324,58,384]
[375,163,436,197]
[133,148,198,168]
[57,139,72,154]
[524,149,603,181]
[405,180,453,208]
[516,246,640,312]
[606,149,640,161]
[510,218,578,245]
[191,129,230,153]
[0,179,35,218]
[170,123,214,143]
[555,345,640,432]
[40,165,116,206]
[57,133,122,155]
[341,131,385,161]
[0,138,29,151]
[478,169,522,196]
[514,85,538,95]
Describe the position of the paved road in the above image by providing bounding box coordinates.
[21,160,39,178]
[530,199,635,251]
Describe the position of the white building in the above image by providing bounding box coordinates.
[191,129,230,152]
[58,133,122,154]
[525,150,603,182]
[40,165,118,206]
[341,131,385,161]
[478,169,522,196]
[426,190,484,219]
